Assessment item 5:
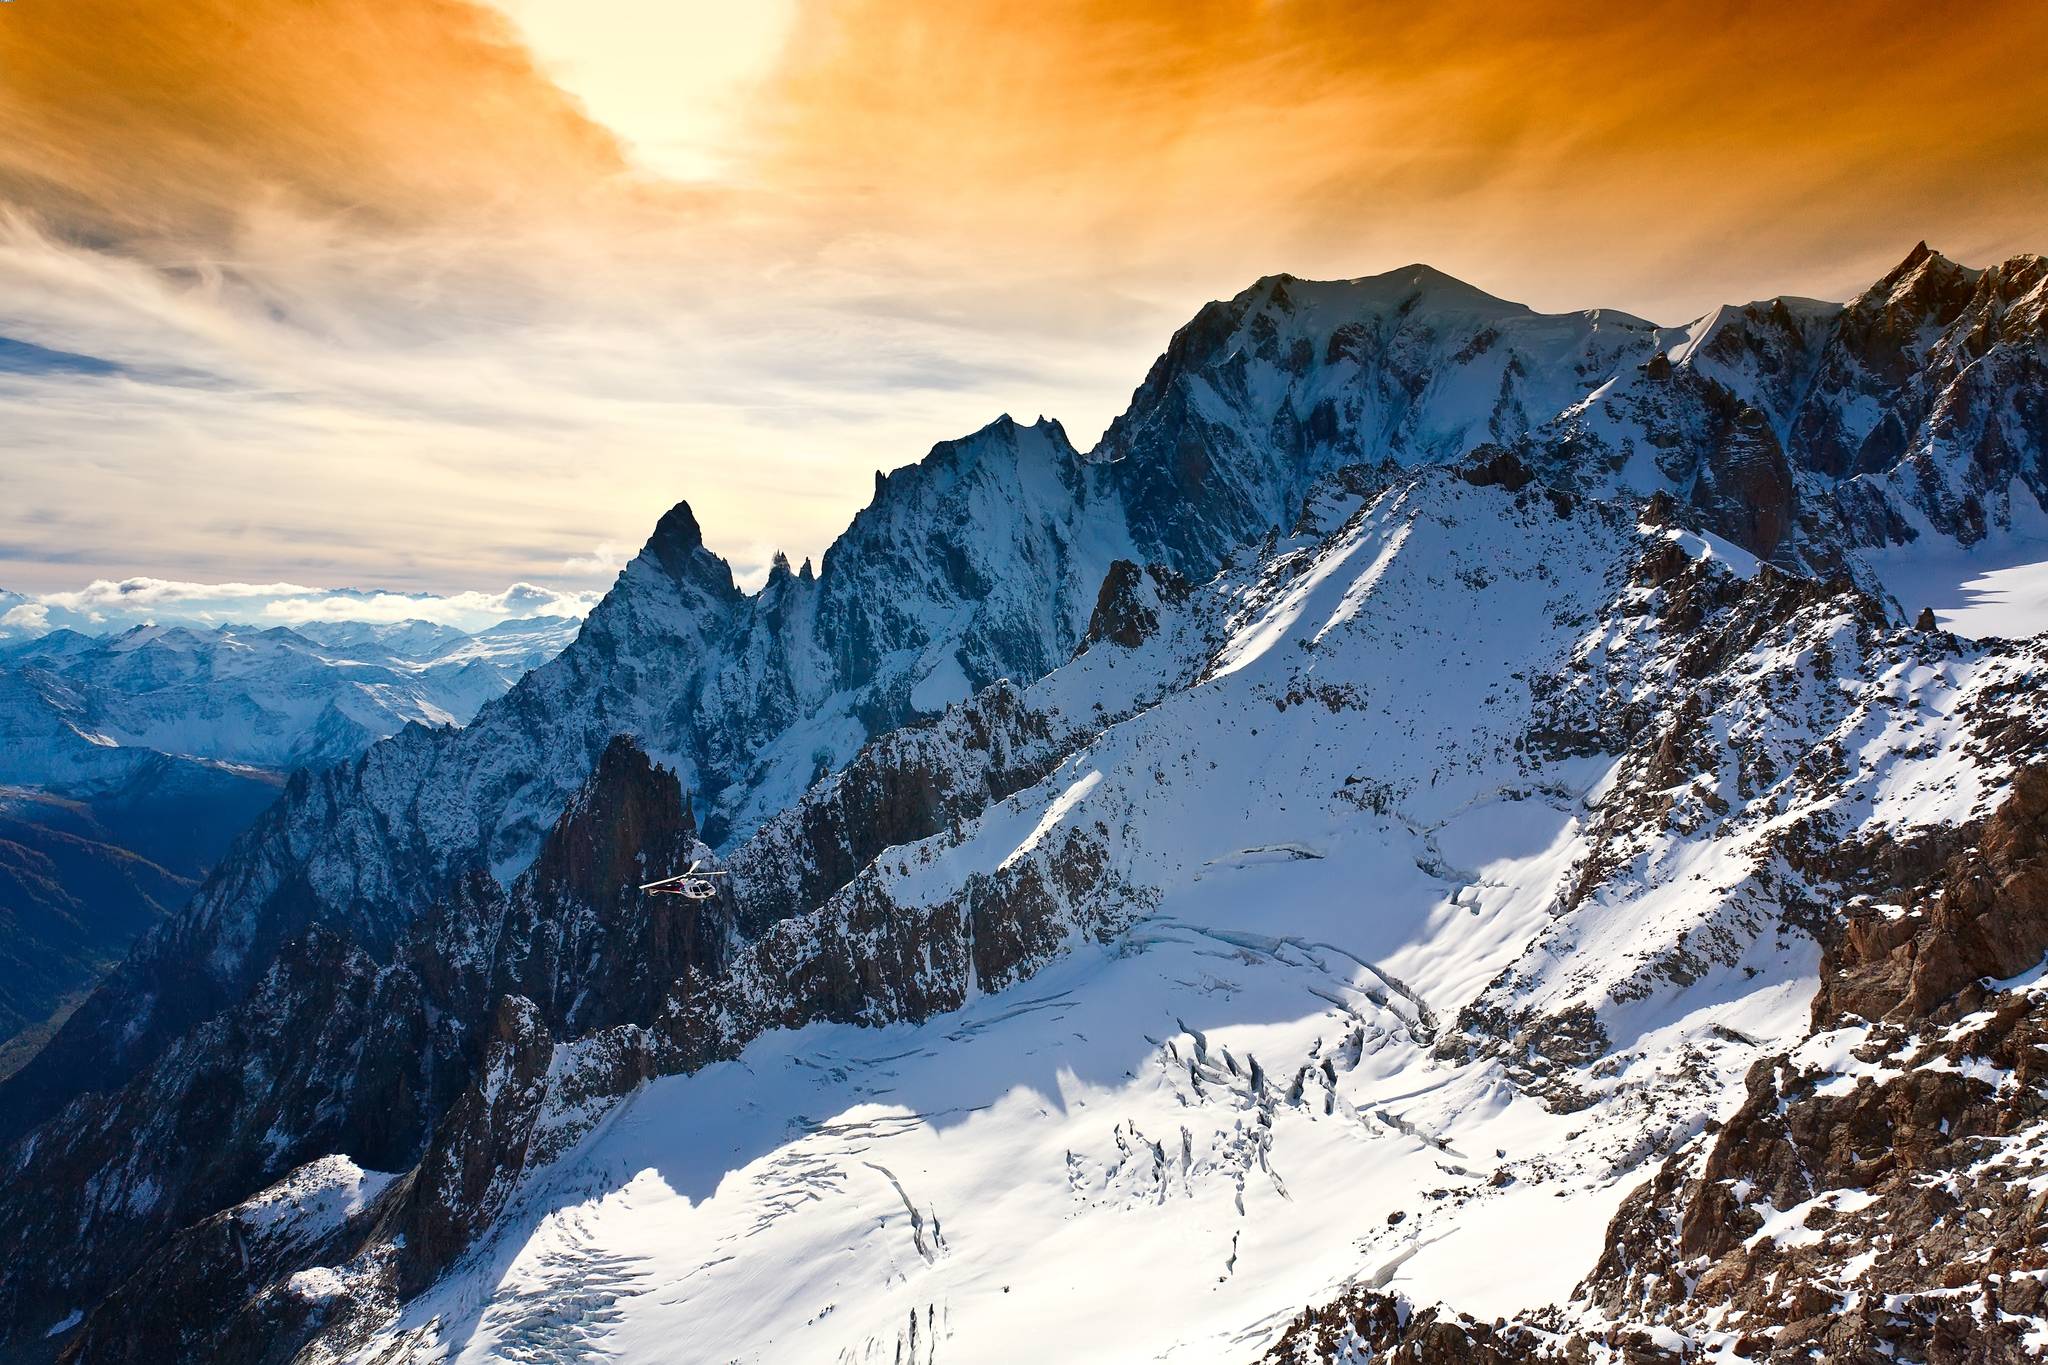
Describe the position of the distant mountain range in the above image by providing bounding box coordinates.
[0,615,580,777]
[1,245,2044,1363]
[0,615,579,1066]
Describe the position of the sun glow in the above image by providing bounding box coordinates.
[490,1,798,182]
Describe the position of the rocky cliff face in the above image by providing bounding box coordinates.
[2,249,2044,1363]
[0,736,722,1350]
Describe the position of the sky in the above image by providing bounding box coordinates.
[0,0,2044,619]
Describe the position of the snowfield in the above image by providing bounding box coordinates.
[334,469,2035,1363]
[413,906,1622,1364]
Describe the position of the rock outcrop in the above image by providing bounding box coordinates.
[1270,764,2048,1364]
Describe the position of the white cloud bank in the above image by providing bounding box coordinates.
[0,576,600,640]
[0,603,51,634]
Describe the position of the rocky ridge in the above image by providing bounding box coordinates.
[0,246,2044,1362]
[16,243,2041,1152]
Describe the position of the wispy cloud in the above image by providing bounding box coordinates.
[0,201,1147,595]
[560,542,627,576]
[254,585,598,628]
[37,578,331,609]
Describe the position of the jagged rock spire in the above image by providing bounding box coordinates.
[637,499,740,601]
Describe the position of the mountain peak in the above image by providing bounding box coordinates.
[1897,240,1942,273]
[1386,261,1470,286]
[1857,240,1977,313]
[646,500,705,555]
[621,498,741,607]
[1232,262,1536,331]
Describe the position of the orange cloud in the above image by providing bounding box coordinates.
[4,0,2041,315]
[742,0,2048,316]
[0,0,630,254]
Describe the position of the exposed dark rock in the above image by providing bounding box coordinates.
[1689,405,1796,558]
[1079,560,1190,653]
[726,681,1069,937]
[490,735,722,1035]
[1083,560,1160,649]
[1816,764,2048,1025]
[1260,1290,1544,1364]
[384,994,561,1295]
[1641,488,1680,529]
[639,501,740,604]
[1459,445,1536,492]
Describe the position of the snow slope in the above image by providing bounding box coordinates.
[1863,488,2048,637]
[313,469,2044,1364]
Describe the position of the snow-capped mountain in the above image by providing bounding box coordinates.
[1,247,2043,1364]
[1101,244,2048,593]
[26,246,2043,1116]
[284,617,583,672]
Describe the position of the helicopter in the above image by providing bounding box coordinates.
[639,859,729,901]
